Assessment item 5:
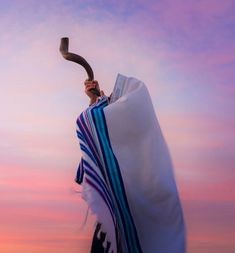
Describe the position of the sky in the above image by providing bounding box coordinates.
[0,0,235,252]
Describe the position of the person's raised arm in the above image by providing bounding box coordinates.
[84,79,104,106]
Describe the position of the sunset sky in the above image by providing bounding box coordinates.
[0,0,235,252]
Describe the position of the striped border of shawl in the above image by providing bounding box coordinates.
[76,96,142,253]
[91,97,143,253]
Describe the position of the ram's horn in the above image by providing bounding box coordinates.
[60,37,100,96]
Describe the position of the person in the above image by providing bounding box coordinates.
[76,74,186,253]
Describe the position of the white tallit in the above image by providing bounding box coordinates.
[75,73,186,253]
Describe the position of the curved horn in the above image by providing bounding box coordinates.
[59,37,100,96]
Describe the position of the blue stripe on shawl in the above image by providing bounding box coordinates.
[90,100,125,251]
[91,99,142,253]
[75,157,84,184]
[85,177,116,225]
[77,112,107,182]
[92,106,131,252]
[77,113,99,155]
[83,159,115,211]
[84,165,116,224]
[76,129,86,143]
[80,143,97,166]
[100,109,143,253]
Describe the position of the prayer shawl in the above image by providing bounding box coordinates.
[75,73,186,253]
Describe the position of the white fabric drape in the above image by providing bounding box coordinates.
[76,73,186,253]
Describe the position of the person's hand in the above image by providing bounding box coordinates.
[84,79,104,105]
